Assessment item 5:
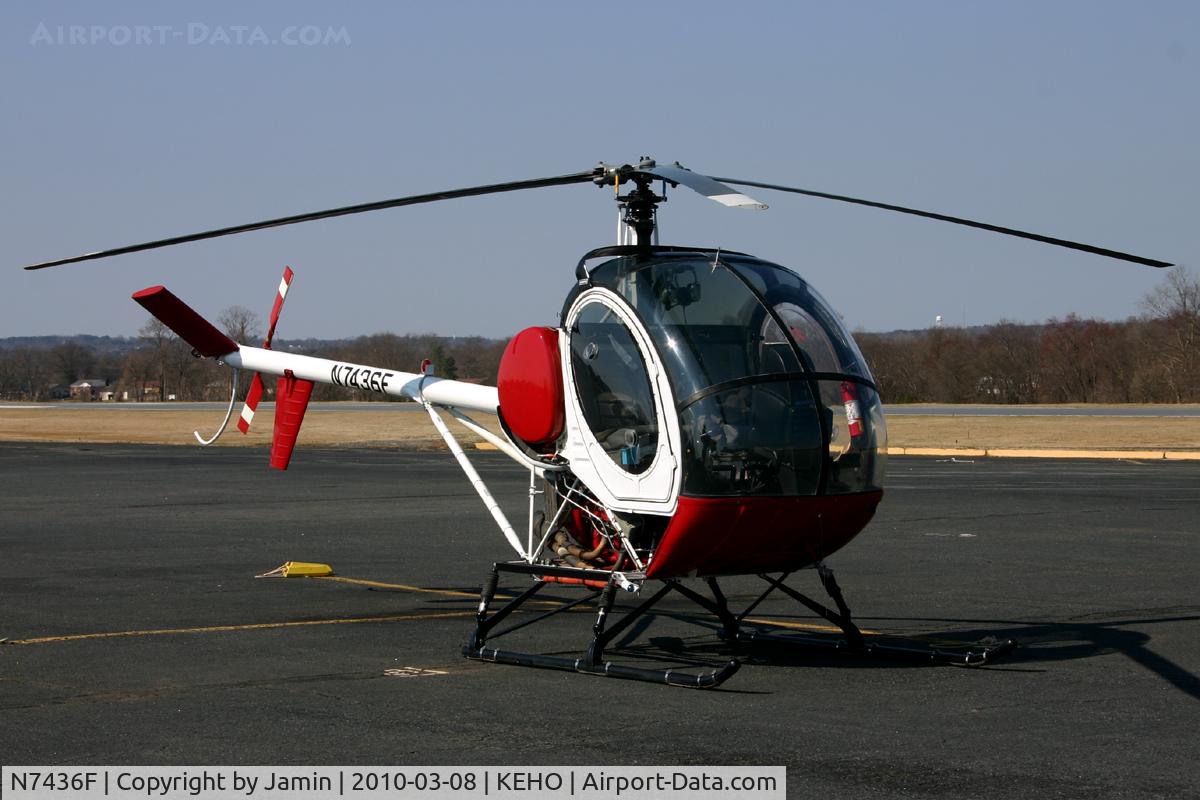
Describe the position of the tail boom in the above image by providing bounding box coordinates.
[224,346,499,414]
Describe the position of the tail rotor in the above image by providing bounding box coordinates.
[237,266,294,434]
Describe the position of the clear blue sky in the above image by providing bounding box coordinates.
[2,2,1195,339]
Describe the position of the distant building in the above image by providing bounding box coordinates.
[68,378,109,400]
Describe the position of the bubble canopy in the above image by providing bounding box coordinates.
[565,248,886,497]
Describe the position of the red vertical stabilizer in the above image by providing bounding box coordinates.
[270,372,314,470]
[131,286,238,358]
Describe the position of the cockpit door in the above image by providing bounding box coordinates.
[560,288,680,513]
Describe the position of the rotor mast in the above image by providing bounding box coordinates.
[599,158,665,247]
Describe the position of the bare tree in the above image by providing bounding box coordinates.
[1037,315,1116,403]
[119,347,156,402]
[51,341,95,386]
[1140,268,1200,401]
[217,306,262,345]
[922,326,976,403]
[165,336,203,400]
[1142,267,1200,319]
[139,317,174,401]
[856,333,927,402]
[976,322,1040,404]
[0,347,51,400]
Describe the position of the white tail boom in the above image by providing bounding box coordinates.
[131,276,499,471]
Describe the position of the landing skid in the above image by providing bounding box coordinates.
[730,567,1018,666]
[462,561,741,688]
[462,562,1016,688]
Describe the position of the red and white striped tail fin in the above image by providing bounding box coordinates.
[237,266,294,434]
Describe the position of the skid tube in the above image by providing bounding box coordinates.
[462,562,1016,687]
[729,566,1018,666]
[462,561,741,689]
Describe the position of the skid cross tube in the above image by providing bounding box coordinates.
[733,569,1017,666]
[462,562,740,689]
[758,571,866,649]
[488,589,601,642]
[690,578,742,639]
[733,571,793,623]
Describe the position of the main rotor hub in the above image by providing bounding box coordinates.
[597,158,665,246]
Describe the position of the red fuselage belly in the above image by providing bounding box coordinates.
[644,491,884,579]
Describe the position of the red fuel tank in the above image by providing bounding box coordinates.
[497,327,565,451]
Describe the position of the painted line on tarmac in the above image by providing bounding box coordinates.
[310,575,478,598]
[743,617,879,635]
[5,576,583,646]
[4,574,888,645]
[887,447,1200,460]
[306,576,568,609]
[4,611,476,646]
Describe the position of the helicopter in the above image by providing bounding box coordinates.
[24,158,1173,688]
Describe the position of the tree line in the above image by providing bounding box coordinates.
[856,269,1198,403]
[0,305,507,403]
[1,269,1195,404]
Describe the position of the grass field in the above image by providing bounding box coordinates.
[1,404,1198,453]
[884,414,1200,451]
[0,406,498,450]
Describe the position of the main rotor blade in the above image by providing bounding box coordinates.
[638,164,768,209]
[710,176,1173,268]
[24,170,599,270]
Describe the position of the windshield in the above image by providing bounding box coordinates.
[583,251,886,496]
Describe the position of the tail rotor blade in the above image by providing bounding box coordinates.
[238,265,296,434]
[237,372,265,434]
[263,265,294,348]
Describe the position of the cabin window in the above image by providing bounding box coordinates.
[762,302,841,374]
[569,302,659,474]
[678,380,823,496]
